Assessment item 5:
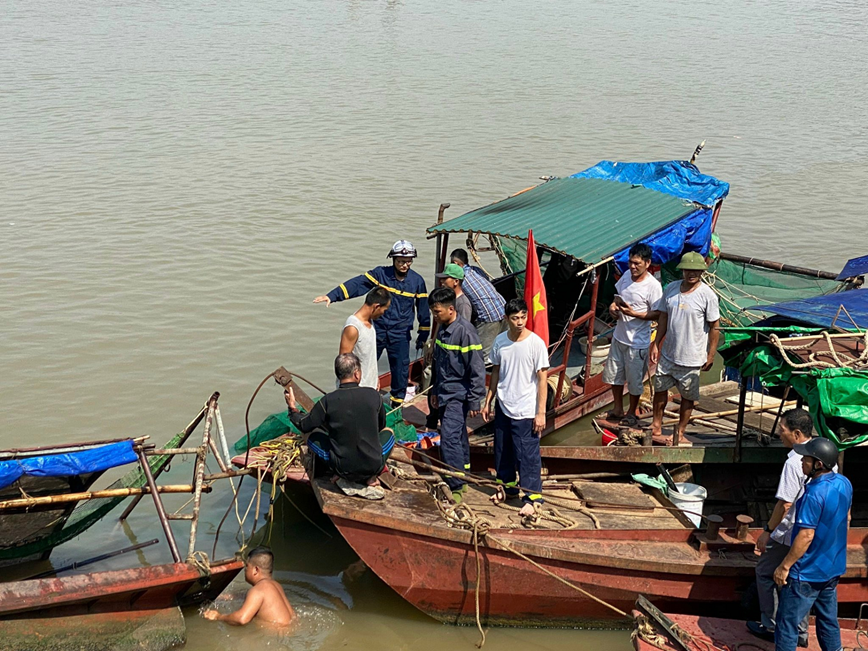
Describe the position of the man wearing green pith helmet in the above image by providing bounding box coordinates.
[649,251,721,441]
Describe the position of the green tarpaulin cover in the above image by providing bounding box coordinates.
[720,328,868,449]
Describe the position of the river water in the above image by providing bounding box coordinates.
[2,0,867,648]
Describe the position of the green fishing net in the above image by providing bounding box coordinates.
[662,256,844,328]
[233,402,418,454]
[0,431,185,563]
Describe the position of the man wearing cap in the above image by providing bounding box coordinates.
[773,437,852,651]
[450,248,505,363]
[649,251,720,440]
[749,409,833,646]
[436,264,474,322]
[314,240,430,406]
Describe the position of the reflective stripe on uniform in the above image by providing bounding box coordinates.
[364,272,426,299]
[339,283,350,299]
[417,326,431,331]
[389,395,403,404]
[436,340,483,353]
[496,478,518,488]
[528,493,543,501]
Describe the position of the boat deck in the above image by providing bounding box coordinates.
[632,611,866,651]
[321,465,691,534]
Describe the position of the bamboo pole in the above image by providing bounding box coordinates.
[719,252,840,280]
[187,397,216,560]
[661,400,796,426]
[119,395,215,522]
[735,382,748,464]
[0,484,204,510]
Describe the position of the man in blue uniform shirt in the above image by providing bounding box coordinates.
[773,437,852,651]
[314,240,430,406]
[429,287,485,501]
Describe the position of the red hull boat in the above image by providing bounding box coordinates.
[631,609,867,651]
[0,558,243,617]
[313,477,868,628]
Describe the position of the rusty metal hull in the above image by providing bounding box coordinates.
[632,611,866,651]
[0,558,243,617]
[317,482,868,628]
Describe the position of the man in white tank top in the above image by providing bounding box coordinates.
[340,288,392,390]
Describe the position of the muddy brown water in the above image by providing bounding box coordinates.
[2,0,867,648]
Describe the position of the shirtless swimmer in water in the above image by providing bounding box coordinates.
[203,546,295,627]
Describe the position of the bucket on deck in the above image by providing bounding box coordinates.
[670,482,707,528]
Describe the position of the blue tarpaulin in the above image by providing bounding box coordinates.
[571,161,728,273]
[838,255,868,281]
[570,160,730,207]
[763,290,868,330]
[0,440,138,491]
[613,207,714,272]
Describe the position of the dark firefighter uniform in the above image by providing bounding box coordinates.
[326,265,430,404]
[432,314,486,492]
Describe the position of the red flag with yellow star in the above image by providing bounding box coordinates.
[524,230,549,346]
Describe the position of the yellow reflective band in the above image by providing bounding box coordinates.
[339,283,349,299]
[528,494,543,501]
[364,273,424,298]
[389,396,403,404]
[463,464,471,470]
[435,340,483,353]
[496,479,518,488]
[418,326,431,331]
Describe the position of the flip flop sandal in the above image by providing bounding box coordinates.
[619,415,640,428]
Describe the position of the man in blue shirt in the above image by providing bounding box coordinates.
[429,287,486,501]
[314,240,431,406]
[450,249,505,363]
[773,437,852,651]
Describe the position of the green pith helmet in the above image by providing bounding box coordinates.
[676,251,708,271]
[435,263,465,280]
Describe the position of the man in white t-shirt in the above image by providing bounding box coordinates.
[602,243,663,426]
[748,409,831,646]
[481,298,550,517]
[649,252,720,440]
[339,288,391,389]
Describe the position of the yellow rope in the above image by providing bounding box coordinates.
[769,331,868,370]
[485,532,627,617]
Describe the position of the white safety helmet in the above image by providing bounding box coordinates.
[387,240,418,258]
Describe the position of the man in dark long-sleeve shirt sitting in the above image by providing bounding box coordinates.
[285,353,395,494]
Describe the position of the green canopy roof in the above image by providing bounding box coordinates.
[428,177,698,263]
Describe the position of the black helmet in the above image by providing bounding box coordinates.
[793,437,839,470]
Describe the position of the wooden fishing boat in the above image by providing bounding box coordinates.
[0,558,243,617]
[0,393,247,650]
[0,398,212,567]
[631,600,868,651]
[312,472,868,628]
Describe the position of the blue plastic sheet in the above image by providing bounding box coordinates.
[0,440,138,490]
[570,160,730,207]
[570,160,727,273]
[612,207,713,273]
[763,290,868,330]
[837,255,868,281]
